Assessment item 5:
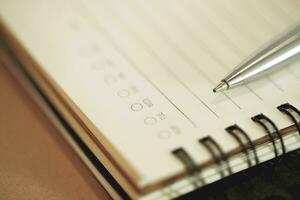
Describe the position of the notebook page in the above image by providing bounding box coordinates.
[1,0,300,188]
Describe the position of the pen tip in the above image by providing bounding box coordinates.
[213,81,228,93]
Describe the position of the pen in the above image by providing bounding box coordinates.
[213,24,300,93]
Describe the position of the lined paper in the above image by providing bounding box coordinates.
[1,0,300,188]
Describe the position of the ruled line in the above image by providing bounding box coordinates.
[245,85,263,101]
[265,1,295,22]
[72,0,298,126]
[72,1,198,127]
[222,92,241,110]
[244,0,299,93]
[154,1,245,109]
[115,1,221,118]
[157,9,250,110]
[84,0,221,119]
[267,76,284,92]
[131,0,241,109]
[177,1,264,102]
[288,68,300,81]
[190,0,287,95]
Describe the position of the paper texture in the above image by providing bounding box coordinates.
[1,0,300,187]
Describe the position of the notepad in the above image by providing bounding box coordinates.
[1,0,300,199]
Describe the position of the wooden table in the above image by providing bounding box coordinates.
[0,54,111,199]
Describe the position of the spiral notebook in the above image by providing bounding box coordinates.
[1,0,300,199]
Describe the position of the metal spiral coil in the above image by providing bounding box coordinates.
[172,103,300,187]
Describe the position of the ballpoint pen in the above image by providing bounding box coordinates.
[213,24,300,93]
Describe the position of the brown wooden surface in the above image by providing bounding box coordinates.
[0,58,111,199]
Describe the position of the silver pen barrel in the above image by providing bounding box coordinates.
[214,24,300,93]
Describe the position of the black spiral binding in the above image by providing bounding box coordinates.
[252,113,286,156]
[226,124,259,167]
[172,148,205,186]
[173,103,300,186]
[199,136,232,177]
[277,103,300,135]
